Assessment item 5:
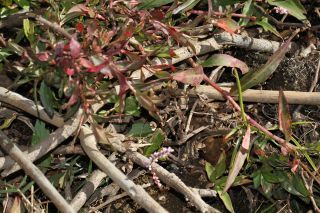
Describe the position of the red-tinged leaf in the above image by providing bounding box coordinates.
[167,26,197,54]
[79,58,94,68]
[67,4,91,14]
[62,90,79,110]
[278,90,292,141]
[172,65,204,86]
[215,18,240,34]
[69,38,81,59]
[76,22,84,33]
[135,91,162,121]
[36,51,50,62]
[151,9,165,21]
[109,65,130,113]
[291,159,300,173]
[65,68,75,76]
[223,126,251,192]
[230,30,299,95]
[202,54,249,74]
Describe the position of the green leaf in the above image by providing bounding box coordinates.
[255,17,281,38]
[223,126,251,192]
[23,19,35,44]
[267,0,307,21]
[125,96,140,117]
[205,152,227,183]
[252,170,262,188]
[13,0,29,10]
[217,189,235,213]
[138,0,174,10]
[261,169,281,183]
[239,0,254,26]
[172,0,201,14]
[230,30,298,95]
[291,173,308,197]
[261,176,274,197]
[0,49,11,62]
[31,120,50,146]
[212,0,240,7]
[281,174,308,197]
[202,54,248,74]
[128,122,153,137]
[144,129,165,156]
[39,81,56,118]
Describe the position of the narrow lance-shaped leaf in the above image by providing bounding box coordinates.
[214,18,240,34]
[172,65,204,86]
[278,90,292,141]
[223,126,251,192]
[230,30,298,95]
[202,54,249,74]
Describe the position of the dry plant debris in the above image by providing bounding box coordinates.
[0,0,320,212]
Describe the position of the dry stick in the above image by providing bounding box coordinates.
[0,87,65,127]
[131,32,296,80]
[70,169,107,212]
[0,131,76,213]
[195,85,320,105]
[27,13,73,39]
[79,126,168,213]
[203,76,294,150]
[0,109,83,176]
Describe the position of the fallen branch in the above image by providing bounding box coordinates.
[194,86,320,105]
[0,130,76,213]
[0,87,65,127]
[0,109,83,176]
[79,126,168,213]
[70,169,107,212]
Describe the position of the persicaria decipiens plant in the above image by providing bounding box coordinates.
[147,147,174,188]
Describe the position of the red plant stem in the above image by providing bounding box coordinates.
[203,75,294,149]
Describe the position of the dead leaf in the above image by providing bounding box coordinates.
[223,126,251,192]
[278,90,292,141]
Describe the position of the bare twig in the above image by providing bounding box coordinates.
[79,126,168,213]
[0,109,83,176]
[0,130,76,213]
[27,13,73,39]
[0,87,65,127]
[195,85,320,105]
[70,169,107,211]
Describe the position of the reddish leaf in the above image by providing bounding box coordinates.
[291,159,300,173]
[202,54,249,74]
[62,90,79,110]
[36,51,50,62]
[76,22,84,33]
[79,58,94,68]
[65,68,75,76]
[172,65,204,86]
[167,26,196,54]
[69,38,81,59]
[278,90,292,141]
[215,18,240,34]
[223,126,251,192]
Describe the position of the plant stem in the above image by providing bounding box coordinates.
[203,75,295,151]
